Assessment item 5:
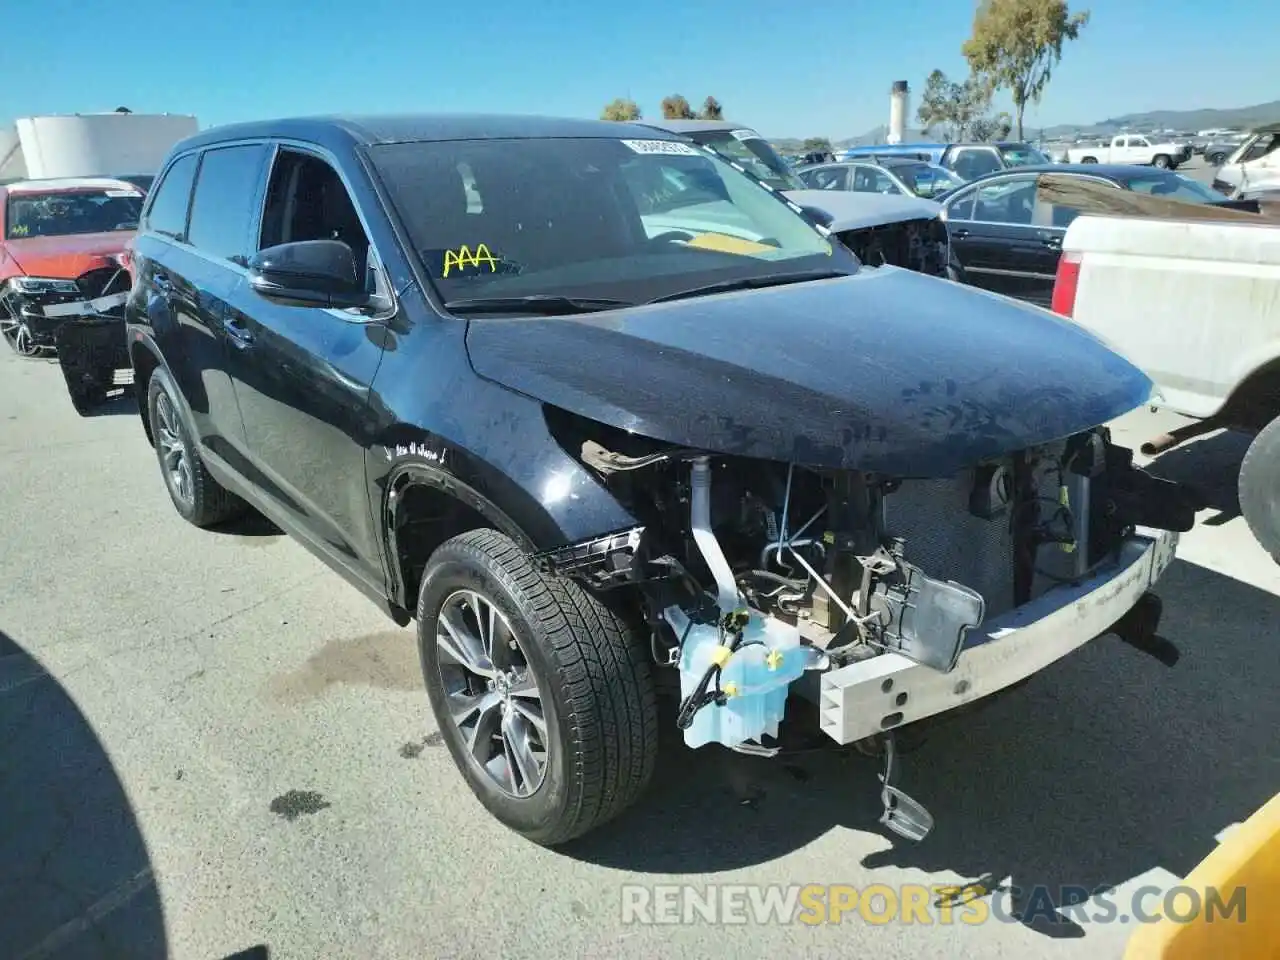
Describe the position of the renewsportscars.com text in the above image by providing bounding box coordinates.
[620,882,1247,927]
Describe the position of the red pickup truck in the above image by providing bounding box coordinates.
[0,177,142,412]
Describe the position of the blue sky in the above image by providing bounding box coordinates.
[7,0,1272,139]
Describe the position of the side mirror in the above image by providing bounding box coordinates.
[248,239,369,310]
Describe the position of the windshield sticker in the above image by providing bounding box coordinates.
[9,224,28,236]
[423,244,521,279]
[106,189,138,197]
[685,233,777,256]
[619,139,700,157]
[443,243,497,277]
[730,129,762,142]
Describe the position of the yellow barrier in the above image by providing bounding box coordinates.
[1125,792,1280,959]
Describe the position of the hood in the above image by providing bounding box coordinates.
[3,231,134,279]
[465,269,1154,477]
[783,190,941,231]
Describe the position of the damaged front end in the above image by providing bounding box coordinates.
[832,215,950,279]
[535,416,1196,840]
[0,263,133,413]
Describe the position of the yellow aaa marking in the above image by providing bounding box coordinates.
[442,243,497,277]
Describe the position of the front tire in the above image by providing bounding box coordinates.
[1153,154,1171,169]
[1240,415,1280,562]
[146,367,245,527]
[417,529,659,845]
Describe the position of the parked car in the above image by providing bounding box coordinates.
[1211,123,1280,196]
[126,114,1192,847]
[938,164,1226,306]
[1204,136,1248,168]
[1063,134,1189,169]
[840,141,1052,180]
[795,158,966,199]
[0,176,141,410]
[636,119,953,278]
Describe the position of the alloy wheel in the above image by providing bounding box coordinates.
[435,589,549,798]
[154,392,194,507]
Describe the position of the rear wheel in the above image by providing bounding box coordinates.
[146,366,245,527]
[416,529,659,845]
[1239,414,1280,562]
[1209,152,1227,166]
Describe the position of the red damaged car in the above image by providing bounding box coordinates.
[0,177,142,412]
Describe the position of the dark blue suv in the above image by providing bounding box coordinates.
[126,114,1191,847]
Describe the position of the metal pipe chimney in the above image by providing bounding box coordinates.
[888,81,910,145]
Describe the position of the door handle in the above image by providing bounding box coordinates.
[952,227,971,239]
[225,315,255,347]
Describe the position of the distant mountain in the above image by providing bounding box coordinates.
[767,100,1280,152]
[1039,100,1280,138]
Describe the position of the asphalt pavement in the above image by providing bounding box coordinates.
[3,188,1278,958]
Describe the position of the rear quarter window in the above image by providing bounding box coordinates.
[143,153,199,240]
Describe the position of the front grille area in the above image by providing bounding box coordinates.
[881,441,1079,620]
[883,469,1017,618]
[836,217,949,278]
[77,267,130,299]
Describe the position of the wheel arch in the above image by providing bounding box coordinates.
[128,334,165,446]
[1221,354,1280,430]
[383,461,538,616]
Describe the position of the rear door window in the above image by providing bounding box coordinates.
[948,148,1003,180]
[800,166,848,191]
[143,153,199,240]
[186,144,270,264]
[971,176,1037,225]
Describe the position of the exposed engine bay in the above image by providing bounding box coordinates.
[537,409,1199,837]
[834,216,949,278]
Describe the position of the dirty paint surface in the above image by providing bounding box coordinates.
[466,269,1153,477]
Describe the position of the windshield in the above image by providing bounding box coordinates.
[370,136,852,308]
[1122,172,1221,203]
[885,162,965,198]
[999,144,1051,167]
[5,188,143,240]
[685,130,805,191]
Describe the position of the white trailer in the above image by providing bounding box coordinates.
[0,112,198,181]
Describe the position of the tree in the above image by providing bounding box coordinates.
[601,98,642,121]
[698,96,724,121]
[969,111,1014,142]
[802,137,833,153]
[963,0,1090,140]
[916,69,991,140]
[661,95,695,120]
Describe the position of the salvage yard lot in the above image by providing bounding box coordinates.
[2,328,1278,958]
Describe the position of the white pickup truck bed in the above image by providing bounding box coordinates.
[1056,211,1280,557]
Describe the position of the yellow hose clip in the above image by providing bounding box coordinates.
[1059,485,1076,553]
[765,648,784,671]
[709,645,734,668]
[722,682,739,698]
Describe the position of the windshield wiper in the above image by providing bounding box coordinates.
[647,269,849,304]
[443,295,634,316]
